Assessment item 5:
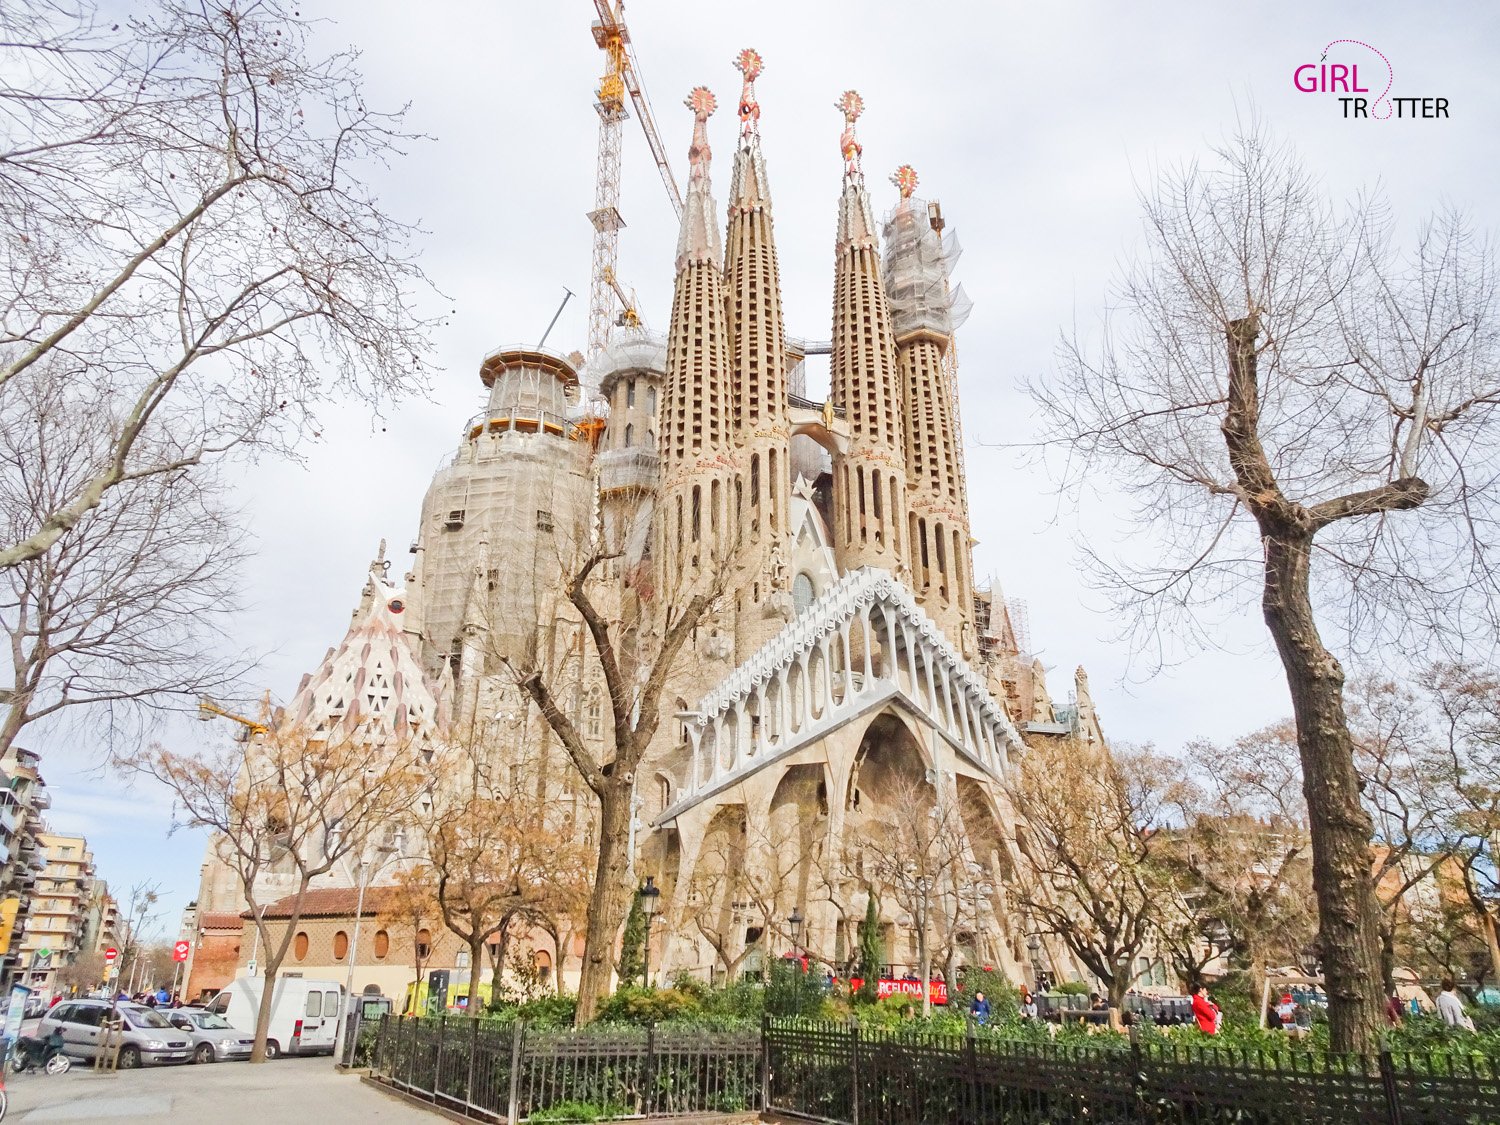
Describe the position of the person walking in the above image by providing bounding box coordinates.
[1190,984,1220,1036]
[970,991,991,1026]
[1437,978,1475,1031]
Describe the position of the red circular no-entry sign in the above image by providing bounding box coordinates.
[103,947,118,964]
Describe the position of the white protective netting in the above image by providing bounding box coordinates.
[881,198,969,339]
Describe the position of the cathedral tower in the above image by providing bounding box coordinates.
[723,49,792,657]
[656,88,737,605]
[829,92,908,577]
[884,166,974,653]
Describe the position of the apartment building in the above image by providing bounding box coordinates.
[0,747,51,988]
[18,833,94,996]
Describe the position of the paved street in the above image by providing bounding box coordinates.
[2,1057,434,1122]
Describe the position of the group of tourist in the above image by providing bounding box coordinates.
[964,978,1483,1037]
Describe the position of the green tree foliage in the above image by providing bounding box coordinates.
[617,892,647,988]
[855,892,883,1003]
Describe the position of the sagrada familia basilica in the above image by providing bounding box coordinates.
[193,51,1106,995]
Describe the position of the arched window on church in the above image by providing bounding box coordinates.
[793,572,815,617]
[624,423,634,448]
[586,689,602,740]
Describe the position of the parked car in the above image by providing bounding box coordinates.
[205,977,344,1058]
[163,1009,255,1063]
[37,1000,192,1068]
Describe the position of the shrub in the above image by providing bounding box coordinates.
[518,994,578,1027]
[526,1100,627,1122]
[594,985,703,1026]
[1053,980,1091,996]
[766,958,826,1017]
[950,965,1019,1022]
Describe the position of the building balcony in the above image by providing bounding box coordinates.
[29,790,49,811]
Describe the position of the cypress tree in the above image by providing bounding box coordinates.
[617,891,647,987]
[856,891,882,1003]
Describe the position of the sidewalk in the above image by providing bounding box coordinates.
[4,1056,433,1122]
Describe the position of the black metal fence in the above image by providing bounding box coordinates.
[368,1014,1500,1124]
[763,1018,1500,1125]
[368,1015,761,1121]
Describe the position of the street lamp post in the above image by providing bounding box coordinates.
[639,876,661,987]
[334,830,404,1065]
[788,909,805,1016]
[1026,933,1044,993]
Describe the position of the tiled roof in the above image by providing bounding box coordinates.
[241,885,401,921]
[198,912,246,931]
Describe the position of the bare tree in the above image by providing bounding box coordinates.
[1033,122,1500,1050]
[853,777,976,1016]
[1009,739,1171,1015]
[379,866,437,1013]
[114,879,165,996]
[417,740,591,1010]
[507,546,719,1025]
[0,364,247,759]
[123,721,424,1060]
[0,0,437,569]
[1161,725,1316,994]
[1406,663,1500,983]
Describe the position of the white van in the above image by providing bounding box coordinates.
[206,977,345,1059]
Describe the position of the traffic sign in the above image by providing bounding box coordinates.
[172,940,190,963]
[103,947,118,964]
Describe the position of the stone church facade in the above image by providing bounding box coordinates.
[196,54,1106,996]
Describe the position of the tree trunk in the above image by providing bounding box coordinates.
[1261,533,1386,1053]
[919,914,932,1018]
[1481,909,1500,986]
[249,878,308,1063]
[574,784,632,1025]
[468,933,485,1012]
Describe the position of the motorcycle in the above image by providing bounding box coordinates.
[9,1029,70,1075]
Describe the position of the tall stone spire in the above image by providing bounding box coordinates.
[724,48,788,438]
[884,164,974,653]
[723,48,792,658]
[657,87,737,601]
[829,91,908,577]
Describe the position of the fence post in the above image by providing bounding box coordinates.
[506,1019,526,1124]
[1128,1021,1145,1115]
[760,1014,772,1112]
[467,1014,479,1110]
[433,1013,446,1100]
[644,1022,657,1116]
[849,1018,861,1125]
[966,1017,979,1120]
[405,1016,417,1090]
[1379,1050,1403,1125]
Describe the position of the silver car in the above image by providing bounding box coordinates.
[164,1008,255,1063]
[38,1000,192,1068]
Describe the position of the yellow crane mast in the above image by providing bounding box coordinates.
[586,1,682,359]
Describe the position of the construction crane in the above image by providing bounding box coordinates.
[586,1,683,359]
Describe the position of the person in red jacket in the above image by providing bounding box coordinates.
[1190,984,1221,1035]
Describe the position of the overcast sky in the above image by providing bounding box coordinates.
[44,0,1500,931]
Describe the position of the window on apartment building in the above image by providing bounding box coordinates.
[536,509,554,532]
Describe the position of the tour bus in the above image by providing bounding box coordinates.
[206,977,345,1058]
